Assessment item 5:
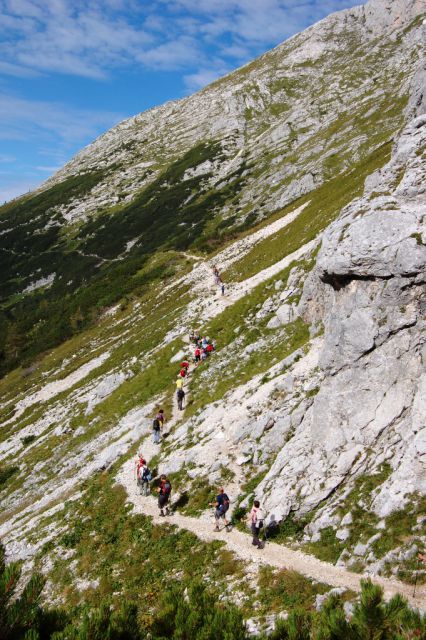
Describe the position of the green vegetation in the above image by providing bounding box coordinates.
[411,232,423,246]
[305,526,343,564]
[371,496,426,574]
[0,542,49,640]
[258,567,329,612]
[0,465,19,488]
[3,542,426,640]
[297,465,425,581]
[298,465,392,564]
[269,580,426,640]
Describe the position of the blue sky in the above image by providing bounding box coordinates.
[0,0,362,202]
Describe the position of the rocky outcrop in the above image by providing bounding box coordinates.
[261,106,425,523]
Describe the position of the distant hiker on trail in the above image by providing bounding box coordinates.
[135,454,146,482]
[181,359,190,372]
[211,488,231,532]
[177,387,185,410]
[152,417,161,444]
[194,346,201,365]
[249,500,265,549]
[206,343,214,354]
[156,409,165,427]
[189,329,200,344]
[176,377,184,391]
[221,282,225,296]
[137,461,152,496]
[179,367,187,378]
[158,474,172,516]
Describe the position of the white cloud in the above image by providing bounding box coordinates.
[0,0,154,78]
[0,92,124,144]
[0,0,362,80]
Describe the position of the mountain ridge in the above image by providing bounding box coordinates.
[0,0,425,630]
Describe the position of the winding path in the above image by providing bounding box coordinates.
[116,203,426,611]
[116,449,426,611]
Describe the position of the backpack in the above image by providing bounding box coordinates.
[143,467,152,482]
[163,480,171,495]
[153,418,161,431]
[218,494,230,513]
[254,508,264,529]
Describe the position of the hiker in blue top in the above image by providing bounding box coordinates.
[211,488,231,532]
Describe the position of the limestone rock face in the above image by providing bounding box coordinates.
[261,107,426,523]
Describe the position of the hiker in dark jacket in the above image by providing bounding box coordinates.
[158,474,172,516]
[177,387,185,410]
[152,417,161,444]
[211,488,231,531]
[156,409,165,427]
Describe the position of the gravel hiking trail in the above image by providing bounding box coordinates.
[117,452,426,611]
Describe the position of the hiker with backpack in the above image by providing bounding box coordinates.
[158,474,172,516]
[152,417,161,444]
[156,409,165,428]
[135,454,146,483]
[249,500,265,549]
[137,461,152,496]
[177,387,185,410]
[211,488,231,532]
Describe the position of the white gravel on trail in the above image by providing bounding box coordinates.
[116,451,426,611]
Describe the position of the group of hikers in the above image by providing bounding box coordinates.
[135,454,172,515]
[135,454,266,547]
[188,331,216,365]
[151,330,217,444]
[141,318,267,546]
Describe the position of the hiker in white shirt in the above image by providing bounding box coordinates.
[249,500,264,548]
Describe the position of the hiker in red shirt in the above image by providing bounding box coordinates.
[135,454,146,485]
[194,347,201,365]
[206,343,214,354]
